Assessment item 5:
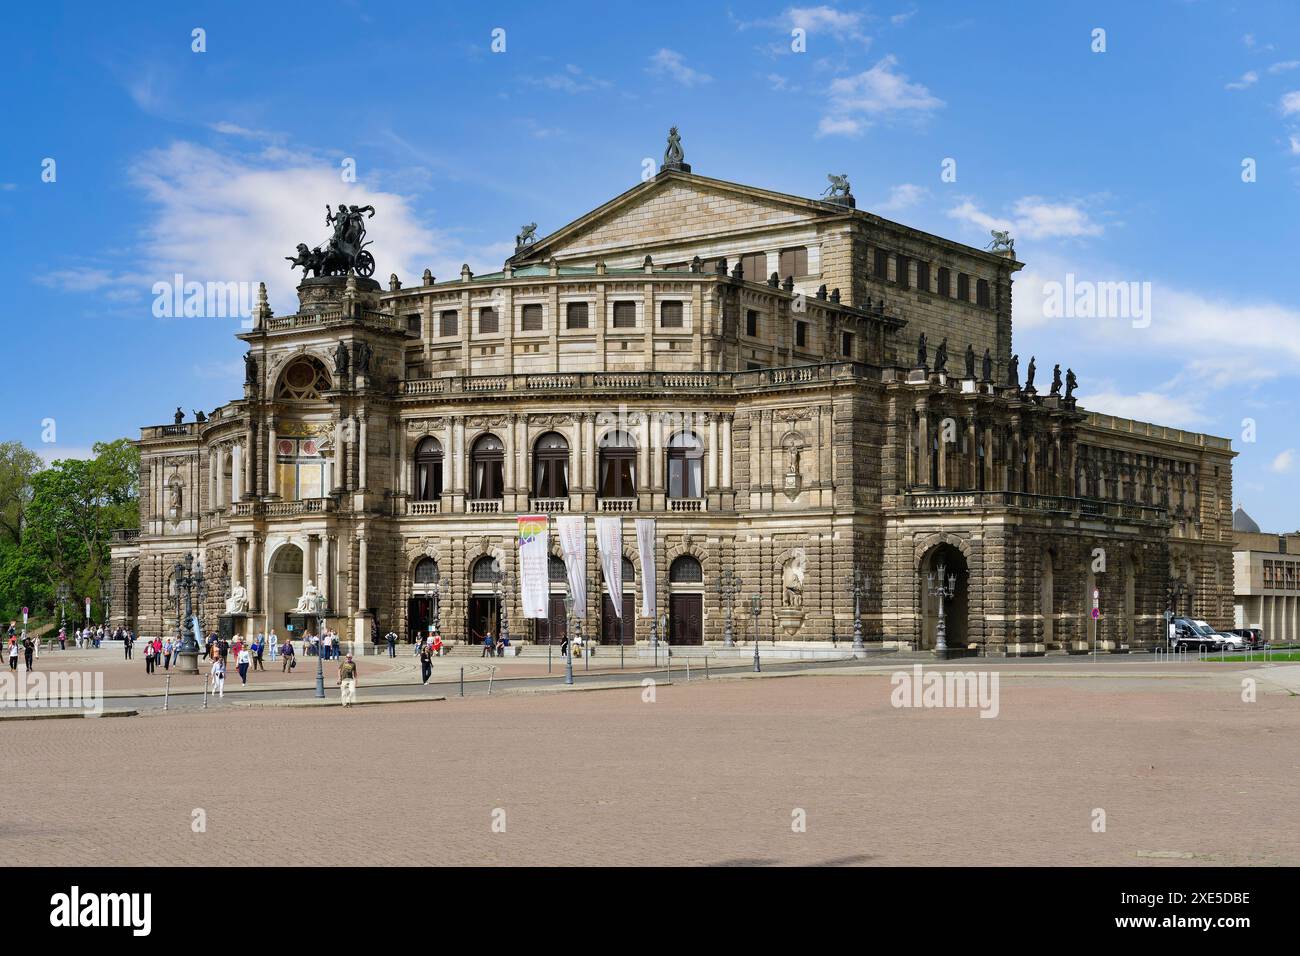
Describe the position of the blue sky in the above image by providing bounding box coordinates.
[3,1,1298,529]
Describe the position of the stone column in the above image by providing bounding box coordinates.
[335,414,348,493]
[916,404,931,489]
[583,413,596,489]
[722,414,733,488]
[321,535,333,609]
[208,447,217,508]
[707,413,719,490]
[358,413,368,490]
[504,414,517,493]
[358,535,369,609]
[638,413,651,495]
[244,424,255,498]
[231,443,242,504]
[267,419,278,497]
[453,417,466,494]
[651,413,664,492]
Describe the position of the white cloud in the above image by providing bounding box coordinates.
[1226,70,1258,90]
[818,55,942,136]
[647,49,712,87]
[1268,60,1300,74]
[948,196,1103,240]
[525,64,611,94]
[1272,449,1297,473]
[788,5,866,36]
[1081,390,1205,428]
[1290,133,1300,154]
[37,446,97,466]
[891,10,917,26]
[1281,90,1300,114]
[876,183,927,212]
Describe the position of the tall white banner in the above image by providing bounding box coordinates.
[556,515,588,620]
[595,516,623,619]
[635,518,656,618]
[516,515,549,619]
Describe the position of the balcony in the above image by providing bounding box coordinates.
[903,490,1167,523]
[528,497,568,513]
[468,500,502,514]
[668,498,704,512]
[263,498,335,518]
[409,500,441,515]
[263,308,404,335]
[598,498,636,513]
[111,528,140,543]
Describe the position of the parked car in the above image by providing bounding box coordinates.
[1168,617,1224,652]
[1227,627,1267,649]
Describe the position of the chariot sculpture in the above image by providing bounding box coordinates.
[286,203,377,278]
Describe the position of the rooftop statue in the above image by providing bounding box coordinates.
[664,126,685,166]
[934,337,949,373]
[1007,353,1020,388]
[916,332,928,369]
[516,222,537,248]
[1050,363,1063,397]
[986,229,1015,254]
[1026,356,1037,390]
[1065,368,1078,401]
[822,173,852,198]
[965,344,976,379]
[287,204,377,278]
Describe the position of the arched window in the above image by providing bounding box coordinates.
[622,556,635,583]
[471,556,501,583]
[414,558,439,584]
[413,437,443,501]
[548,554,568,583]
[276,357,331,401]
[470,434,504,500]
[669,555,703,583]
[598,430,637,498]
[532,432,569,498]
[666,431,704,498]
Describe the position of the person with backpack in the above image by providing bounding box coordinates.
[385,629,397,658]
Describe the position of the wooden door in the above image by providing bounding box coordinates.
[670,593,703,645]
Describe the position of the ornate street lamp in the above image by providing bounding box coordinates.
[927,563,957,660]
[847,567,869,651]
[717,568,742,647]
[750,593,762,672]
[563,590,575,686]
[314,591,326,699]
[100,579,110,627]
[56,582,69,633]
[173,554,204,675]
[499,571,513,649]
[430,579,441,638]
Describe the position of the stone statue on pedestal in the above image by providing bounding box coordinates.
[965,344,976,379]
[934,337,949,373]
[1050,363,1062,397]
[224,583,248,615]
[916,332,928,369]
[1007,354,1020,388]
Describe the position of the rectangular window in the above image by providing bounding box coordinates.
[957,273,970,301]
[795,321,808,348]
[841,331,854,357]
[405,362,429,381]
[480,307,499,334]
[916,261,930,293]
[740,252,767,283]
[896,254,910,289]
[660,300,683,328]
[779,246,808,279]
[937,267,951,297]
[745,310,759,337]
[405,313,421,333]
[440,310,457,336]
[612,300,636,328]
[874,248,889,279]
[521,303,543,331]
[565,301,589,329]
[976,278,991,307]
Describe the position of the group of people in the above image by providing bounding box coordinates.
[478,631,512,658]
[306,630,342,659]
[6,626,36,671]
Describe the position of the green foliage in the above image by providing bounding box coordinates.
[0,439,139,622]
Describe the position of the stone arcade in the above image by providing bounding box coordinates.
[110,133,1235,655]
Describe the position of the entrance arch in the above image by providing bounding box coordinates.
[919,543,969,650]
[668,555,703,645]
[269,543,305,636]
[408,557,440,642]
[124,566,140,634]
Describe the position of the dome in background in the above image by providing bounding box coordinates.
[1233,504,1261,534]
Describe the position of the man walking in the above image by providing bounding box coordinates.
[22,633,35,671]
[337,654,358,708]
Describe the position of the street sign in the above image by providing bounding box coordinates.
[1091,608,1100,620]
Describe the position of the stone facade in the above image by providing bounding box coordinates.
[110,160,1235,653]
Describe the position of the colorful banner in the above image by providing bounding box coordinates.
[517,515,549,619]
[595,517,623,619]
[555,515,588,620]
[635,518,656,618]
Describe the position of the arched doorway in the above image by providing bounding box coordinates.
[600,555,635,644]
[535,555,570,645]
[668,555,703,645]
[467,555,501,645]
[269,544,306,636]
[919,543,969,650]
[1041,550,1055,646]
[125,566,140,634]
[408,557,439,642]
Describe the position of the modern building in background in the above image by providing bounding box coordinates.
[1232,505,1299,643]
[110,133,1236,654]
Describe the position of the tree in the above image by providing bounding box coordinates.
[0,441,43,546]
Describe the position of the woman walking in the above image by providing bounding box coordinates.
[144,639,155,675]
[162,637,173,670]
[419,639,433,685]
[210,655,226,698]
[236,644,251,685]
[7,638,17,671]
[251,635,265,671]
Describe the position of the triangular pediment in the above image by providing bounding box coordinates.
[513,170,850,263]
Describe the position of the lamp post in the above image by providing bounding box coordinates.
[56,582,69,634]
[927,562,957,660]
[750,594,762,671]
[314,592,326,699]
[847,567,869,651]
[717,568,741,647]
[499,571,512,649]
[100,579,110,628]
[430,579,441,638]
[563,590,575,685]
[173,554,203,675]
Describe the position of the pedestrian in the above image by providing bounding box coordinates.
[281,638,296,673]
[419,639,433,685]
[123,631,133,660]
[218,636,229,666]
[559,633,569,657]
[332,633,340,660]
[385,629,397,658]
[210,655,226,698]
[431,633,444,657]
[481,631,494,657]
[58,627,66,651]
[337,654,358,707]
[236,644,251,685]
[163,637,173,670]
[252,635,265,671]
[7,639,17,671]
[152,636,162,664]
[22,634,35,670]
[144,639,155,675]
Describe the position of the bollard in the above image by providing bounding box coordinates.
[687,658,691,682]
[164,674,171,712]
[487,665,496,696]
[705,655,709,680]
[460,666,464,698]
[202,673,209,710]
[548,642,552,675]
